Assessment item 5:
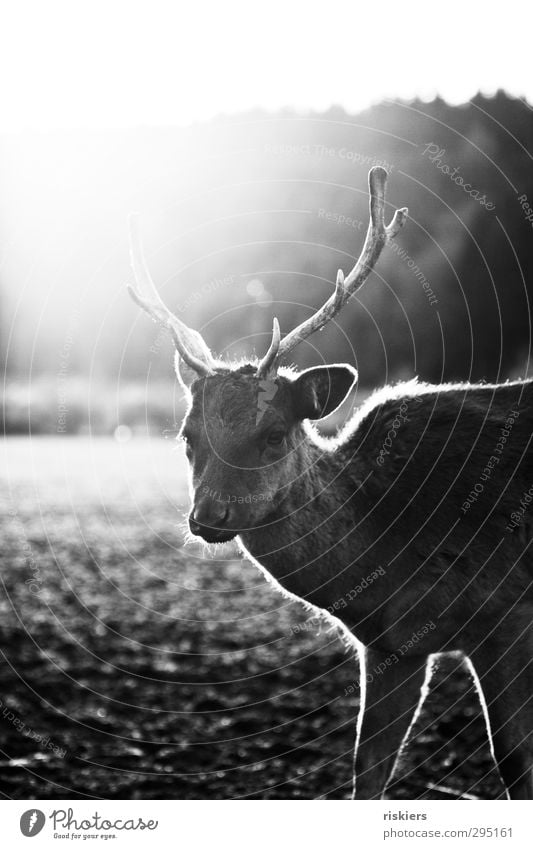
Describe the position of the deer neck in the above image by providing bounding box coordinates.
[238,433,355,600]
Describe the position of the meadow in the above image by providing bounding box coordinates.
[0,436,502,799]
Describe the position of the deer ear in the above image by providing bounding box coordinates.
[291,364,358,420]
[174,352,200,390]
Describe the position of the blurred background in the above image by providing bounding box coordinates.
[0,0,532,800]
[2,94,533,436]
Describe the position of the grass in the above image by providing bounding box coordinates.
[0,436,501,799]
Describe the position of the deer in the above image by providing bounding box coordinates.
[128,167,533,800]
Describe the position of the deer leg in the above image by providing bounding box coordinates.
[353,645,429,799]
[467,625,533,799]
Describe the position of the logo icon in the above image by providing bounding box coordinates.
[20,810,46,837]
[256,378,278,424]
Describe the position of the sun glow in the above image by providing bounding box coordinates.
[0,0,530,131]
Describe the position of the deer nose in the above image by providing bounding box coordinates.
[189,498,234,541]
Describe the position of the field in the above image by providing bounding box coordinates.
[0,437,503,799]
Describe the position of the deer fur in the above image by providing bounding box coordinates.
[178,364,533,798]
[129,168,533,799]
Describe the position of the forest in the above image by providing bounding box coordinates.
[1,92,532,434]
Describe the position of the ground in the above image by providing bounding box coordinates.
[0,437,502,799]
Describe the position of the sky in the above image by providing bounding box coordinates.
[0,0,531,131]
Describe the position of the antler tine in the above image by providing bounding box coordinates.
[127,213,215,375]
[273,167,408,366]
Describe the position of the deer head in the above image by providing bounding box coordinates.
[128,167,407,542]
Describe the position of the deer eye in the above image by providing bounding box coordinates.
[266,430,285,447]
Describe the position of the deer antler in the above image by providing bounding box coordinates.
[256,318,281,379]
[127,213,215,376]
[258,167,408,375]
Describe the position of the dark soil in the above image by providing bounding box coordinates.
[0,437,503,799]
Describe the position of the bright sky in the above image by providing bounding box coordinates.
[0,0,530,131]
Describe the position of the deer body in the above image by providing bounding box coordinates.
[239,378,533,654]
[129,168,533,799]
